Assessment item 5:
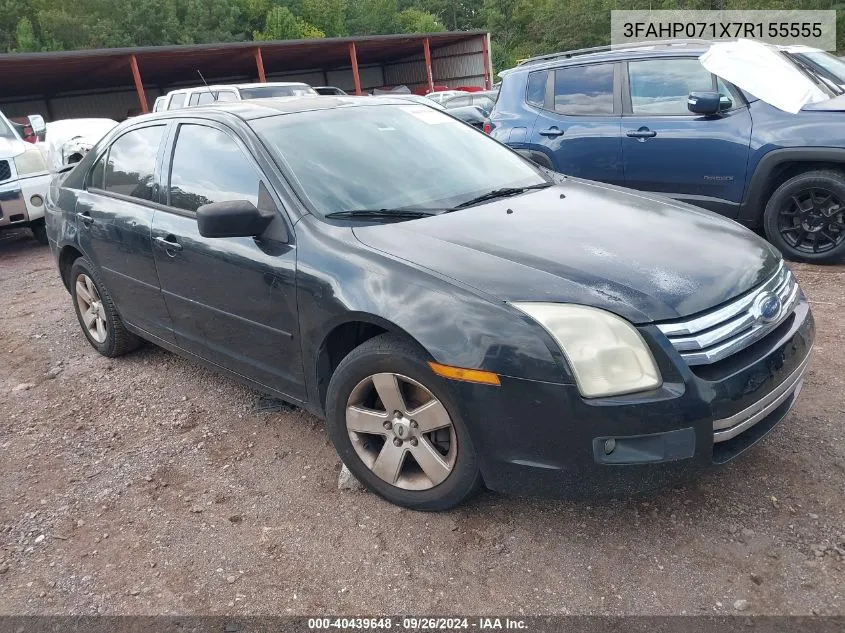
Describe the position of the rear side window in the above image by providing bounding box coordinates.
[525,70,548,107]
[628,58,715,115]
[553,64,615,115]
[168,93,186,110]
[168,124,260,213]
[188,93,200,106]
[217,91,238,102]
[102,126,164,201]
[196,92,216,105]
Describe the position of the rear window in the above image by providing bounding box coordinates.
[553,64,615,115]
[240,85,317,99]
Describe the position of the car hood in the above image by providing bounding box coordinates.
[0,137,26,160]
[352,180,781,324]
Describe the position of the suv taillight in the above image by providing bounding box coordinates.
[483,121,492,134]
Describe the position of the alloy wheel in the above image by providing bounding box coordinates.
[75,273,108,343]
[778,187,845,254]
[345,372,457,491]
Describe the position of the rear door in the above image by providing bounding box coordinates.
[527,63,624,184]
[151,119,304,400]
[620,57,752,216]
[74,123,175,341]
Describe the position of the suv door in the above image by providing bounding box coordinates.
[151,120,304,400]
[621,57,752,217]
[526,63,624,183]
[75,123,175,341]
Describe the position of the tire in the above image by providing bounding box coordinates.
[69,257,141,357]
[763,170,845,264]
[30,219,48,245]
[325,333,483,511]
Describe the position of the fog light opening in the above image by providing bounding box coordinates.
[30,194,44,207]
[603,438,617,455]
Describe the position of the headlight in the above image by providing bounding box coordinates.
[14,147,48,176]
[512,303,662,398]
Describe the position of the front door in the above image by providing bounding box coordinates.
[527,62,624,184]
[74,123,174,341]
[621,58,753,217]
[150,121,304,400]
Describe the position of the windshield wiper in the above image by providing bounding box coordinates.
[446,182,553,211]
[324,208,436,221]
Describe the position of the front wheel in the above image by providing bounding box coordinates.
[763,170,845,263]
[325,334,483,511]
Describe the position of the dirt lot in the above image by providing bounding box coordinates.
[1,227,844,616]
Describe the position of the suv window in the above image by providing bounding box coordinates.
[197,92,216,105]
[101,125,164,201]
[525,70,548,108]
[553,64,614,115]
[445,95,471,108]
[168,124,260,213]
[168,93,187,110]
[217,90,238,102]
[628,58,717,115]
[188,93,200,106]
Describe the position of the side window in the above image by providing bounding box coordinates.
[217,91,238,102]
[188,93,200,106]
[525,70,548,108]
[628,59,715,115]
[102,126,164,201]
[168,93,186,110]
[553,64,615,115]
[168,124,260,213]
[196,92,216,105]
[87,153,106,189]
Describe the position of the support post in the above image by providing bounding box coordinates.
[348,42,362,95]
[254,47,266,83]
[481,34,491,90]
[423,37,435,93]
[130,54,149,113]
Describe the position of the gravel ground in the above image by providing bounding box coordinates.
[1,227,844,616]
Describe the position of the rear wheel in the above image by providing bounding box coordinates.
[325,334,482,511]
[763,170,845,263]
[70,258,141,357]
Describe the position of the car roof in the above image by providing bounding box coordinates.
[166,82,310,95]
[125,95,436,124]
[502,39,715,75]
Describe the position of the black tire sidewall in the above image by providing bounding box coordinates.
[31,219,48,245]
[764,171,845,264]
[69,258,120,356]
[325,335,482,511]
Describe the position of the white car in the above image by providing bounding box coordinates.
[425,90,466,104]
[158,82,317,110]
[39,118,118,172]
[1,110,51,244]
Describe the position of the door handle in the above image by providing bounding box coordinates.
[538,127,565,137]
[154,236,183,254]
[76,211,93,227]
[626,128,657,139]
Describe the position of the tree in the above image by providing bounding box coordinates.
[14,16,39,51]
[396,8,444,32]
[254,5,324,41]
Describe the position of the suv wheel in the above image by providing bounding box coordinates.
[763,170,845,263]
[70,258,141,357]
[325,333,483,511]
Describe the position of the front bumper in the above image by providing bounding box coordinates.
[0,172,50,228]
[452,295,814,498]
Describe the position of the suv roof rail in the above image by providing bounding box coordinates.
[516,39,713,67]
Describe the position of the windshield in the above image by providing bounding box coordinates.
[800,51,845,83]
[0,115,15,140]
[251,104,546,216]
[240,85,317,99]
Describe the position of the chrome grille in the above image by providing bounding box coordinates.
[0,160,10,183]
[657,262,800,366]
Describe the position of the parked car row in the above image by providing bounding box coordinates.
[45,87,813,510]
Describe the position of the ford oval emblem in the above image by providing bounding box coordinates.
[753,291,782,324]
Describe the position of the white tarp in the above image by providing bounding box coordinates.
[699,38,828,114]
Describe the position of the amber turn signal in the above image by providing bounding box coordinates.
[428,362,501,386]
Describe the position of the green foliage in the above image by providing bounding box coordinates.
[4,0,845,76]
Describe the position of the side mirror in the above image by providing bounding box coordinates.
[196,200,273,238]
[27,114,46,140]
[687,91,722,115]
